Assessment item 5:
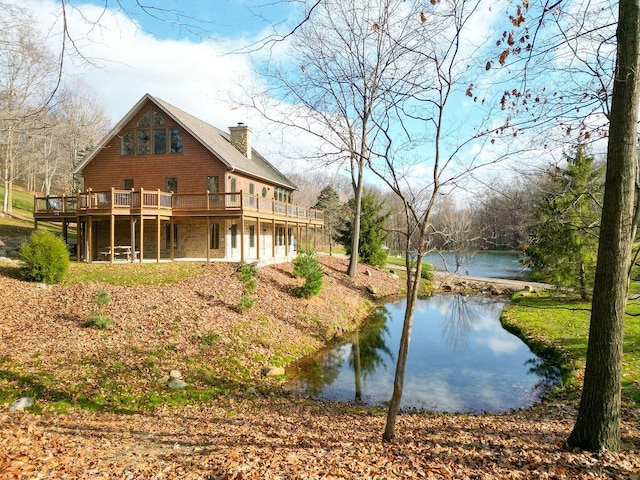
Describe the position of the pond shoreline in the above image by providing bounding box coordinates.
[431,271,552,295]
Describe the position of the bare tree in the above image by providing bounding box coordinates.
[0,6,59,213]
[367,0,518,442]
[240,0,434,277]
[431,199,479,273]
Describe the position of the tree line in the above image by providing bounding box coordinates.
[0,3,109,215]
[309,141,604,301]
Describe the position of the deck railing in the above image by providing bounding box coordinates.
[34,189,324,222]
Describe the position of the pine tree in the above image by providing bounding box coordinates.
[336,191,390,267]
[525,144,603,299]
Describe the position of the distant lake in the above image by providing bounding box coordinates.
[421,251,530,280]
[287,295,559,413]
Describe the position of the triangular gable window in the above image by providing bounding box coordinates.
[153,110,166,126]
[137,111,150,128]
[123,108,182,155]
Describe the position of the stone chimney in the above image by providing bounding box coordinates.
[229,123,252,159]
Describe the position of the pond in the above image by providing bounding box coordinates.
[421,251,530,280]
[287,295,559,413]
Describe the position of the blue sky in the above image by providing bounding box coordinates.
[11,0,615,196]
[91,0,294,41]
[15,0,309,170]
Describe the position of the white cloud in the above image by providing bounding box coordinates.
[12,0,326,171]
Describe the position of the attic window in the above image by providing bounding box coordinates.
[153,110,166,126]
[170,129,183,153]
[121,129,182,155]
[137,111,150,128]
[121,131,134,155]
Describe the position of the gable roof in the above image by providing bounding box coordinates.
[74,93,297,190]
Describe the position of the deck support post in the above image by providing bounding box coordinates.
[156,215,161,263]
[139,217,144,263]
[86,216,93,263]
[256,219,261,261]
[240,215,245,263]
[130,217,136,263]
[76,217,82,262]
[110,214,115,263]
[206,216,211,263]
[272,219,276,259]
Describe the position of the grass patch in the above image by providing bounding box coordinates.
[0,184,36,213]
[64,261,205,286]
[503,290,640,406]
[319,244,345,255]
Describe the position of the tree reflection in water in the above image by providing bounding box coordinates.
[287,295,559,411]
[440,295,506,350]
[288,306,394,399]
[350,307,394,401]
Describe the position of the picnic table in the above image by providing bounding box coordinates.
[100,245,139,261]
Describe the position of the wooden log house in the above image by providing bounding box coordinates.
[33,94,323,264]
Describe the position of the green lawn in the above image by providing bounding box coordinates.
[503,291,640,406]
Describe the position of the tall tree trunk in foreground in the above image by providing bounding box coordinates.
[568,0,640,452]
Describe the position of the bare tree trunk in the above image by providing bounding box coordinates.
[383,244,423,442]
[568,0,640,452]
[348,159,365,277]
[2,131,14,214]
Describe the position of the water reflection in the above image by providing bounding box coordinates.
[351,308,394,402]
[287,295,559,413]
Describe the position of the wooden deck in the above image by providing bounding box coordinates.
[33,188,324,226]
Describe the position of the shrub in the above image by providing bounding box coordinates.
[19,230,69,284]
[236,293,257,313]
[293,248,324,297]
[421,262,434,281]
[236,263,258,313]
[86,313,113,330]
[237,264,257,292]
[85,289,113,329]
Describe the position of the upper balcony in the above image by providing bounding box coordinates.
[33,188,324,225]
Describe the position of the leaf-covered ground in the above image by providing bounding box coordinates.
[1,256,639,479]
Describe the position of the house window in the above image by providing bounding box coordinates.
[249,225,255,248]
[165,224,178,249]
[275,226,285,246]
[170,129,183,153]
[137,111,150,128]
[154,128,167,154]
[153,110,166,126]
[262,187,267,198]
[210,223,220,249]
[274,187,289,202]
[122,110,182,156]
[166,177,178,193]
[122,179,134,190]
[137,130,150,155]
[230,224,237,248]
[207,176,219,192]
[249,183,255,195]
[230,178,237,203]
[121,132,134,155]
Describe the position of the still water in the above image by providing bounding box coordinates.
[287,295,559,413]
[421,251,530,280]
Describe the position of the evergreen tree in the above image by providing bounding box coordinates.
[314,185,342,255]
[336,191,390,267]
[525,144,604,299]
